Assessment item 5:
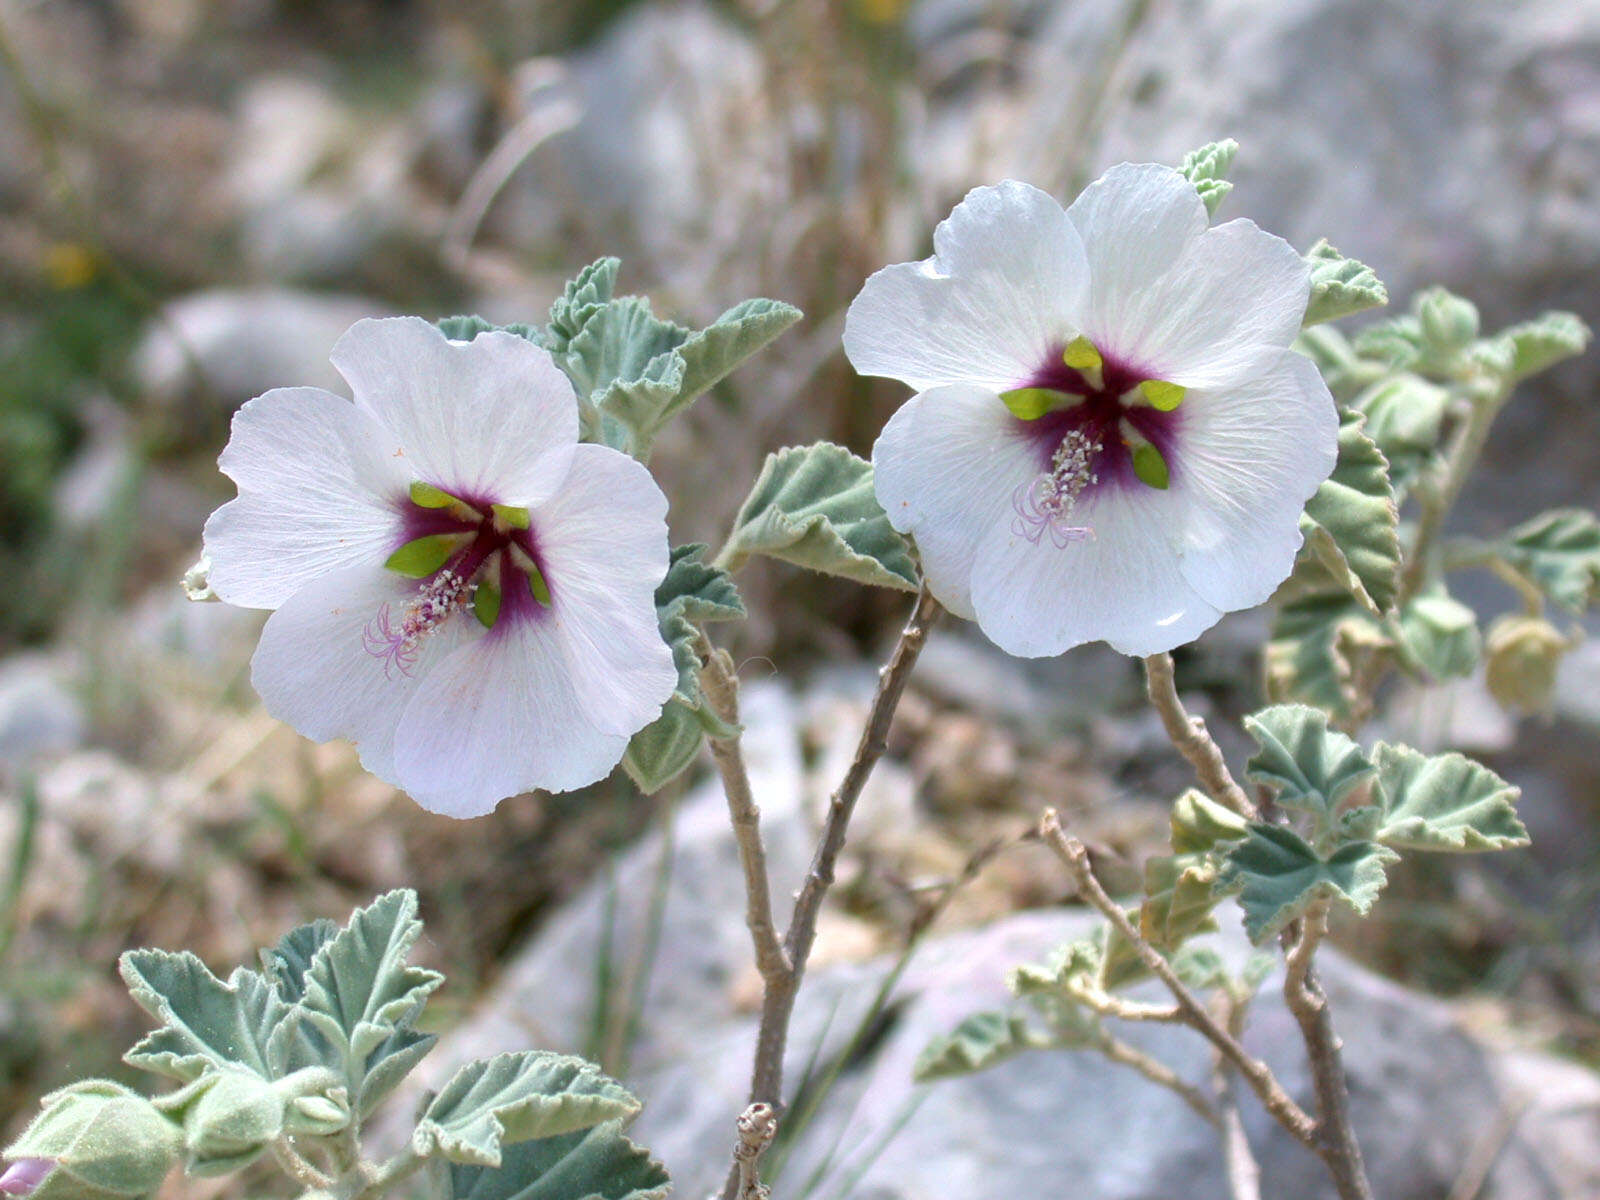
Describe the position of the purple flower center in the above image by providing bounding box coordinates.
[1005,341,1184,547]
[365,485,553,676]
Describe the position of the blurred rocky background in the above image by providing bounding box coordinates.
[1,0,1597,1196]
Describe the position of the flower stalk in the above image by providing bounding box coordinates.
[711,584,940,1200]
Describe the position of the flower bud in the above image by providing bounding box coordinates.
[1485,615,1572,714]
[1417,287,1480,352]
[178,1071,285,1178]
[0,1159,53,1196]
[5,1081,180,1198]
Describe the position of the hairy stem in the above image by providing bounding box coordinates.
[1096,1031,1219,1128]
[1067,978,1183,1023]
[1142,653,1255,818]
[272,1140,334,1191]
[1283,903,1374,1200]
[350,1146,427,1200]
[716,585,940,1200]
[1038,810,1317,1144]
[698,635,791,992]
[1399,380,1510,607]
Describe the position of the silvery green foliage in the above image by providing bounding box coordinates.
[1302,240,1389,328]
[719,442,920,590]
[623,543,745,793]
[1178,139,1238,215]
[629,442,923,791]
[1214,705,1527,941]
[1274,286,1592,721]
[2,893,668,1200]
[443,258,801,461]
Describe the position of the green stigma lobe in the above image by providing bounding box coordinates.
[1061,335,1102,371]
[1001,387,1072,420]
[526,562,552,606]
[409,480,455,508]
[491,503,531,530]
[385,532,470,578]
[1139,379,1187,412]
[473,579,501,628]
[1131,442,1171,490]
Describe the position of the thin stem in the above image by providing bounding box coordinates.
[784,585,941,970]
[1399,381,1510,607]
[1095,1032,1219,1129]
[1038,810,1317,1144]
[696,635,792,1051]
[1282,903,1374,1200]
[1066,978,1183,1023]
[717,585,940,1200]
[272,1140,334,1191]
[1142,654,1255,818]
[352,1146,428,1200]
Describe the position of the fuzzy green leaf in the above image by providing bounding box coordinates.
[1169,789,1249,854]
[260,920,338,1004]
[1299,412,1400,615]
[1139,853,1220,952]
[1352,374,1449,494]
[545,259,622,352]
[437,316,543,346]
[357,1027,437,1118]
[447,1122,669,1200]
[1398,589,1481,680]
[1216,824,1398,943]
[416,1052,640,1168]
[657,544,745,625]
[1351,316,1423,369]
[1497,310,1591,380]
[1501,508,1600,613]
[119,952,289,1083]
[1179,139,1238,216]
[1373,744,1528,853]
[562,297,689,401]
[1267,563,1391,720]
[1007,940,1100,999]
[6,1082,181,1199]
[622,699,708,794]
[913,1012,1044,1083]
[670,298,801,412]
[1302,240,1388,327]
[297,890,443,1094]
[720,442,919,589]
[1244,705,1376,840]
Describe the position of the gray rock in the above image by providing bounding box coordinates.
[0,655,84,773]
[425,673,1600,1200]
[134,287,393,409]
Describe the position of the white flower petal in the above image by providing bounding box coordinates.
[391,616,631,817]
[1065,163,1209,366]
[250,563,482,785]
[534,444,677,735]
[1117,219,1312,389]
[1172,349,1338,611]
[843,181,1088,392]
[970,483,1223,658]
[872,384,1040,619]
[331,317,579,505]
[204,387,412,609]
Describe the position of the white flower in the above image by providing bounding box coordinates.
[844,164,1337,657]
[203,317,678,817]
